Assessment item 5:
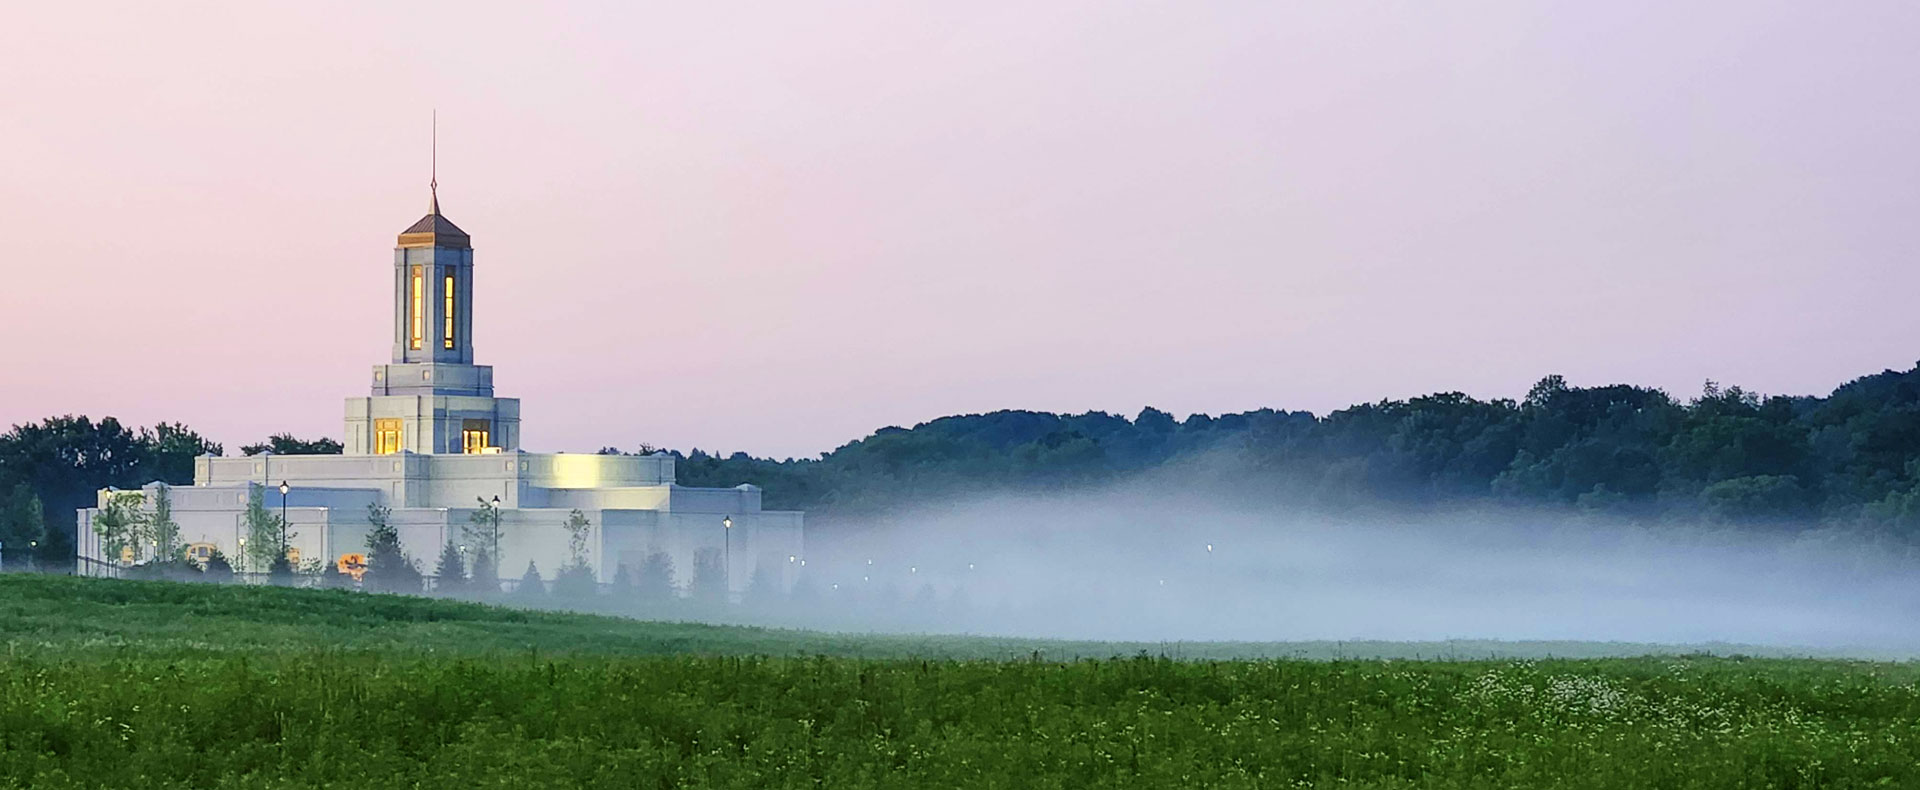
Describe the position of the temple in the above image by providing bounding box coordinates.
[74,180,804,594]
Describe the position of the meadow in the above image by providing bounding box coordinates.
[1,575,1916,788]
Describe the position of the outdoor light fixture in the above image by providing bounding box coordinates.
[278,482,290,561]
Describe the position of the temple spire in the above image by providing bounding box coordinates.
[398,111,469,250]
[428,110,439,215]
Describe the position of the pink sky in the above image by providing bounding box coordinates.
[3,2,1918,459]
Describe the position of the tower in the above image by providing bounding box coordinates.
[393,188,475,365]
[342,148,521,457]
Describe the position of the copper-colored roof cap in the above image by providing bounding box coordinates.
[398,208,470,249]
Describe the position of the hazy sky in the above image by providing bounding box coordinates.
[3,2,1918,459]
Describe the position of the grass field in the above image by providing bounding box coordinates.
[1,575,1916,788]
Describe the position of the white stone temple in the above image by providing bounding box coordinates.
[74,183,804,593]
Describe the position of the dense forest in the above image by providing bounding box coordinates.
[641,364,1920,532]
[11,364,1920,566]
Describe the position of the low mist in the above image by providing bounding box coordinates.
[792,465,1920,654]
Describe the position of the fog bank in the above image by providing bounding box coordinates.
[799,481,1920,652]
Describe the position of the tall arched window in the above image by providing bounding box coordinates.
[410,265,425,350]
[443,271,456,349]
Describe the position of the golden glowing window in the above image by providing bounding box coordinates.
[443,272,456,349]
[374,419,402,455]
[410,265,425,350]
[462,419,492,454]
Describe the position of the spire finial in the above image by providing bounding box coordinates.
[428,110,439,215]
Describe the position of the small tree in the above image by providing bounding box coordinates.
[201,548,236,582]
[636,550,676,602]
[469,547,499,596]
[463,497,503,584]
[514,561,546,601]
[243,485,287,572]
[363,503,421,594]
[91,491,145,566]
[744,564,781,608]
[553,509,596,599]
[433,541,467,595]
[145,484,183,564]
[321,560,355,589]
[0,484,45,571]
[562,509,592,567]
[690,547,727,603]
[267,554,294,584]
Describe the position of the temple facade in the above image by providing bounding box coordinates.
[74,186,803,593]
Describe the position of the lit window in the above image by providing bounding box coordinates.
[374,419,402,455]
[410,265,425,350]
[462,419,492,454]
[443,272,456,349]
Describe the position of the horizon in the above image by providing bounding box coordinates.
[5,2,1918,459]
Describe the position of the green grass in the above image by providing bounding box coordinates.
[2,575,1917,788]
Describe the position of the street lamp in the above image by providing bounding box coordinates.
[278,481,290,565]
[489,495,502,571]
[237,536,246,574]
[722,516,733,592]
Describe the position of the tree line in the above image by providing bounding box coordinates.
[660,364,1920,535]
[13,363,1920,569]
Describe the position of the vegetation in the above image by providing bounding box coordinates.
[647,366,1920,536]
[20,363,1920,572]
[464,496,503,585]
[0,416,220,566]
[0,575,1915,788]
[363,502,422,594]
[239,433,342,456]
[552,508,597,599]
[432,540,466,595]
[0,484,46,571]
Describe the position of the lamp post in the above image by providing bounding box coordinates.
[489,495,502,574]
[278,481,290,564]
[722,516,733,594]
[237,536,246,574]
